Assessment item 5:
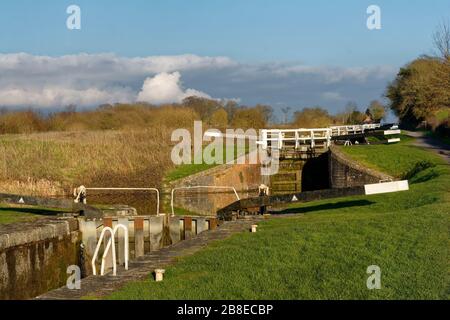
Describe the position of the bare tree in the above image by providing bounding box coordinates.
[433,19,450,60]
[281,107,291,124]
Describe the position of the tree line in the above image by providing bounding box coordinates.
[0,98,274,134]
[2,22,448,136]
[387,20,450,137]
[0,95,388,135]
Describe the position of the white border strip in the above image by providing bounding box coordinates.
[384,129,401,136]
[364,181,409,195]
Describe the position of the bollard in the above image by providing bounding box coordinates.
[155,269,165,282]
[251,225,258,233]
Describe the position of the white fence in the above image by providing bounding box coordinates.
[257,124,392,151]
[330,124,381,136]
[258,128,332,151]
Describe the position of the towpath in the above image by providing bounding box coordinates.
[405,131,450,164]
[37,217,263,300]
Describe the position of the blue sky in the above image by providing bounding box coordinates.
[0,0,448,119]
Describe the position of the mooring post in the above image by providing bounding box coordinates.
[134,217,144,258]
[117,217,129,265]
[184,216,193,240]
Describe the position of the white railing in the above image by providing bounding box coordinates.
[74,186,160,215]
[92,224,129,276]
[171,186,240,216]
[330,124,381,137]
[258,128,332,150]
[257,124,388,150]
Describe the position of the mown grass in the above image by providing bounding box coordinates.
[0,204,63,225]
[165,163,216,182]
[108,137,449,300]
[340,134,440,178]
[165,144,249,182]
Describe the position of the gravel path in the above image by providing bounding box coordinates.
[405,131,450,164]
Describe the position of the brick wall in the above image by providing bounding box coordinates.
[329,145,393,188]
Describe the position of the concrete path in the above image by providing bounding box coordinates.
[405,131,450,164]
[36,217,263,300]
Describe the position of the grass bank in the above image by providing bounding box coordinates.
[108,137,449,300]
[340,134,439,178]
[165,144,249,182]
[0,129,174,196]
[0,204,64,225]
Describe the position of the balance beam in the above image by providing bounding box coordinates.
[217,181,409,219]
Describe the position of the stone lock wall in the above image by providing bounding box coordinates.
[79,215,219,275]
[169,160,262,215]
[0,218,80,300]
[329,145,393,188]
[0,214,219,300]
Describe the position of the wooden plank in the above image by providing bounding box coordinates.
[134,218,144,258]
[117,218,129,265]
[103,217,113,272]
[184,217,193,240]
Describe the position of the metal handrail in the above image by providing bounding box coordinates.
[171,186,240,216]
[92,227,115,276]
[92,224,129,276]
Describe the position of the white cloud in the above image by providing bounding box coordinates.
[137,72,211,104]
[271,64,397,83]
[322,91,345,102]
[0,86,135,108]
[0,52,397,112]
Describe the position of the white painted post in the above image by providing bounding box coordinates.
[155,269,165,282]
[81,219,98,261]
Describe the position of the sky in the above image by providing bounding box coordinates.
[0,0,448,120]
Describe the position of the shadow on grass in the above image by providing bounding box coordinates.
[273,199,374,215]
[410,170,441,184]
[0,207,66,216]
